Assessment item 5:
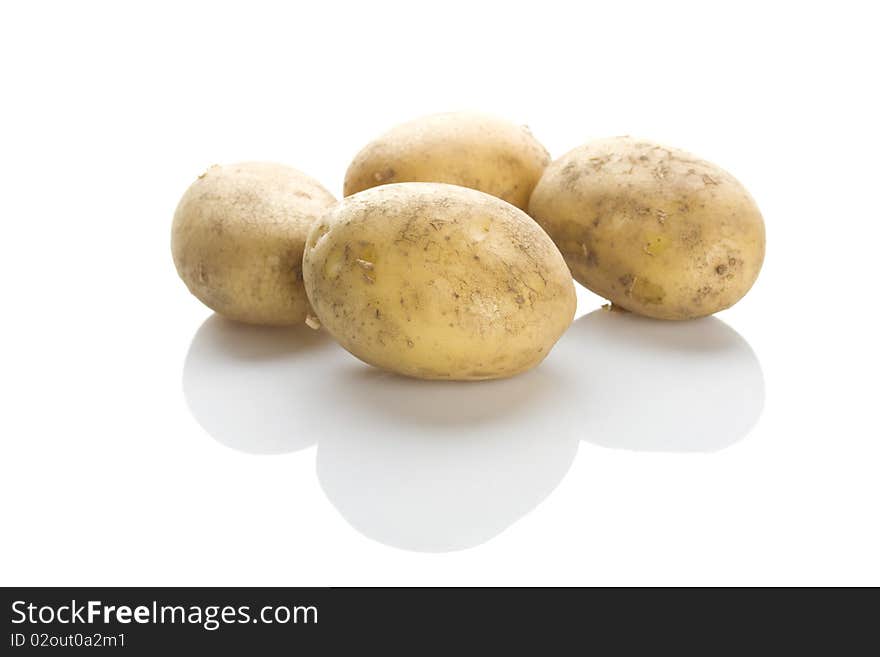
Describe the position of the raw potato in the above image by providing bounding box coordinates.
[172,162,336,325]
[303,183,576,380]
[528,137,765,320]
[343,112,551,210]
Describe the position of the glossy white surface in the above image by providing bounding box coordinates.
[1,1,877,585]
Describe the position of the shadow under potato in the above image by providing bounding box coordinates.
[321,362,567,428]
[182,314,336,454]
[179,306,764,552]
[550,309,765,452]
[181,314,580,552]
[315,364,581,552]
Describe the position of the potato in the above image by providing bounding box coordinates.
[343,112,550,210]
[528,137,765,320]
[172,162,336,325]
[303,183,576,380]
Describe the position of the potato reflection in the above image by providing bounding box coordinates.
[182,315,336,454]
[181,305,763,552]
[551,309,765,452]
[315,366,580,552]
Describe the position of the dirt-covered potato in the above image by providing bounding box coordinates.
[343,112,550,210]
[172,162,336,325]
[303,183,576,380]
[528,137,765,320]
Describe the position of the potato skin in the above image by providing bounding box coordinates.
[343,112,551,210]
[303,183,576,380]
[172,162,336,325]
[528,138,765,320]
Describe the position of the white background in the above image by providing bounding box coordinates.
[1,1,877,585]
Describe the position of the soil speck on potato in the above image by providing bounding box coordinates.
[373,167,395,183]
